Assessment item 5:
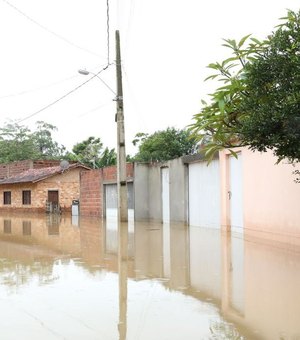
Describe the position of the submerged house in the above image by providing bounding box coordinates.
[0,162,90,213]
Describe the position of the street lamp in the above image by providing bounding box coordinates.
[78,31,128,222]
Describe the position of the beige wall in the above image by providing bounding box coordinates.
[220,148,300,246]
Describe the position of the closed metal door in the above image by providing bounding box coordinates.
[188,160,221,228]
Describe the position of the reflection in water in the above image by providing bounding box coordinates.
[0,213,299,339]
[118,220,128,340]
[3,219,11,234]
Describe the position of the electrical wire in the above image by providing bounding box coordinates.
[0,62,111,100]
[1,0,105,59]
[0,74,79,100]
[124,0,136,55]
[107,0,110,65]
[76,101,112,118]
[122,64,146,132]
[17,65,113,124]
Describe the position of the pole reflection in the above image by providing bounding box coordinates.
[118,221,128,340]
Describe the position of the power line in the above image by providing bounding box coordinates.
[0,74,78,100]
[0,63,110,100]
[107,0,110,65]
[76,101,112,118]
[1,0,105,59]
[124,0,136,55]
[17,65,113,124]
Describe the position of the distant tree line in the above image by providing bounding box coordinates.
[0,121,197,168]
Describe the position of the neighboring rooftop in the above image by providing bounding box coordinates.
[0,163,90,185]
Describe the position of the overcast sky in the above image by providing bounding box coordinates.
[0,0,299,155]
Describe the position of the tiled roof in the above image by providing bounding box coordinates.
[0,163,89,185]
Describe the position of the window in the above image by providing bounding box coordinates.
[22,190,31,205]
[3,191,11,205]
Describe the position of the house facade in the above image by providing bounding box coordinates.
[0,162,90,213]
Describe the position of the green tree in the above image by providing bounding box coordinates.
[71,137,103,168]
[189,10,300,163]
[0,122,37,162]
[69,137,117,168]
[98,147,117,168]
[240,10,300,162]
[0,121,66,163]
[133,127,197,162]
[33,121,66,159]
[189,35,265,161]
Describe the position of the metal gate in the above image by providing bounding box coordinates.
[188,160,220,228]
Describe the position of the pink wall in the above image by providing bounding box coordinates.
[220,148,300,246]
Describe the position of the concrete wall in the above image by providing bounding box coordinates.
[169,158,188,223]
[134,159,187,223]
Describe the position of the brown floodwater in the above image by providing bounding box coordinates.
[0,211,299,339]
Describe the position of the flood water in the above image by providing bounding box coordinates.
[0,212,299,340]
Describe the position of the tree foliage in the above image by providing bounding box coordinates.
[133,127,197,162]
[33,121,66,159]
[71,136,103,168]
[0,121,66,163]
[0,121,117,168]
[97,147,117,168]
[240,10,300,162]
[69,136,117,168]
[190,10,300,163]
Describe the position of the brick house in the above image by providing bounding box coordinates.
[0,162,90,213]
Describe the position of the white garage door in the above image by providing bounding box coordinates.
[188,160,221,229]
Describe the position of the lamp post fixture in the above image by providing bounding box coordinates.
[78,30,128,223]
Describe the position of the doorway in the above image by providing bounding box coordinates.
[47,190,59,213]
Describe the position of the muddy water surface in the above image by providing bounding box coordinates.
[0,212,299,339]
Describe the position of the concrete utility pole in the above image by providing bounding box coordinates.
[115,30,128,222]
[116,30,128,340]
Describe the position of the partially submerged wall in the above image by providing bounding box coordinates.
[134,159,187,223]
[219,148,300,246]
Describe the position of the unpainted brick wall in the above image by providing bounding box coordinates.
[80,170,102,217]
[80,163,134,217]
[0,160,75,180]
